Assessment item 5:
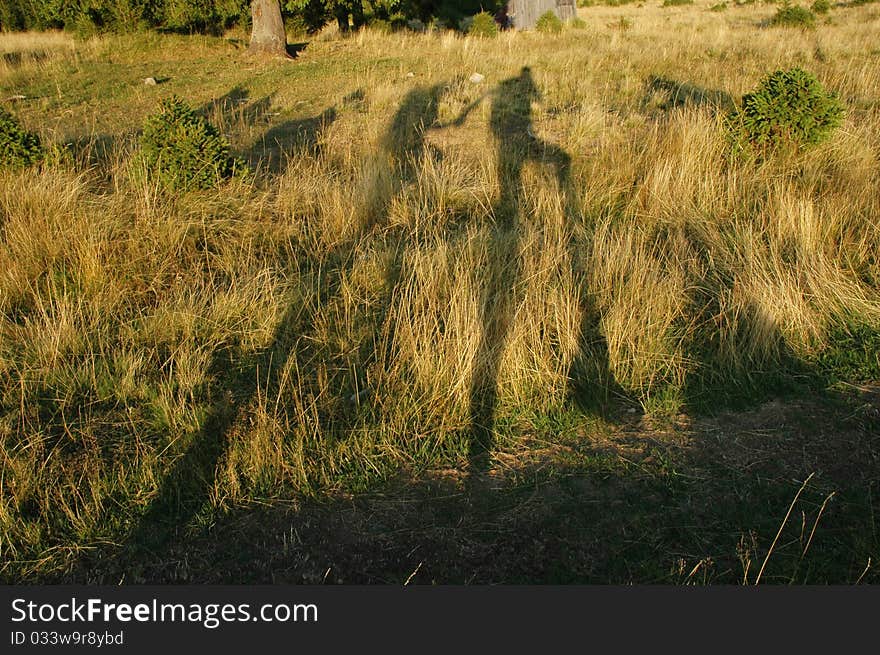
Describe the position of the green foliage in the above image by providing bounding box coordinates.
[466,11,497,37]
[729,68,844,152]
[140,96,242,191]
[0,108,44,169]
[567,16,588,28]
[769,2,816,28]
[814,323,880,384]
[0,0,249,34]
[368,17,392,31]
[0,1,509,34]
[662,0,694,6]
[811,0,830,13]
[709,1,728,10]
[535,10,563,34]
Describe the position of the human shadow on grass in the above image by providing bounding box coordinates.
[84,82,464,578]
[62,72,880,584]
[453,67,618,477]
[364,81,461,375]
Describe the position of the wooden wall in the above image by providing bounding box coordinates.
[507,0,577,29]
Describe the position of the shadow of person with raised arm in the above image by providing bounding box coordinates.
[466,67,577,475]
[364,81,460,380]
[385,82,451,181]
[102,84,464,580]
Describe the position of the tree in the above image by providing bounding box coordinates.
[250,0,288,57]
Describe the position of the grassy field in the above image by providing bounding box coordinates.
[1,3,879,583]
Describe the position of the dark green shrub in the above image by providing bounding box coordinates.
[368,17,392,31]
[140,96,242,191]
[769,3,816,28]
[535,10,563,33]
[466,11,498,37]
[811,0,830,13]
[0,108,44,169]
[729,68,844,151]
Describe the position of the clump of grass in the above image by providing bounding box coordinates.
[466,11,498,38]
[729,67,845,151]
[536,10,564,34]
[0,107,43,169]
[567,17,588,29]
[769,2,817,28]
[663,0,694,6]
[811,0,831,13]
[710,2,728,10]
[139,95,244,191]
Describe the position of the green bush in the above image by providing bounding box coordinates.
[368,17,392,32]
[140,96,242,191]
[466,11,498,37]
[662,0,693,6]
[0,108,44,169]
[811,0,830,13]
[729,68,844,151]
[769,3,816,28]
[0,0,249,34]
[535,10,563,33]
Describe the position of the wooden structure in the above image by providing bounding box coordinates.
[505,0,577,29]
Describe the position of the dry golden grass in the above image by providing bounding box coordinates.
[0,5,878,580]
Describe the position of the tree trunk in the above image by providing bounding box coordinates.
[249,0,288,57]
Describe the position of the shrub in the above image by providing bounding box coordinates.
[0,108,44,169]
[535,10,563,33]
[140,96,242,191]
[466,11,498,37]
[729,67,844,151]
[663,0,694,6]
[769,3,816,28]
[368,17,392,32]
[811,0,830,13]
